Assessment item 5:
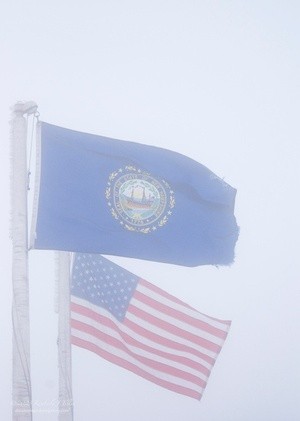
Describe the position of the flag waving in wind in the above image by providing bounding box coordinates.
[32,122,238,266]
[70,253,231,400]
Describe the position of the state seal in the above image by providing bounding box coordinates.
[105,166,175,234]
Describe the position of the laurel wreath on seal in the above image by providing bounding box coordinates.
[106,166,175,234]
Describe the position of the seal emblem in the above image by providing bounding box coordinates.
[106,166,175,233]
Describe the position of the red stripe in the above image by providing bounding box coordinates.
[71,318,207,388]
[71,311,210,376]
[128,304,222,353]
[139,279,231,325]
[139,279,196,309]
[124,316,215,365]
[134,289,228,339]
[71,301,215,365]
[71,336,202,400]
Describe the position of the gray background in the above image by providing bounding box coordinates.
[1,1,299,420]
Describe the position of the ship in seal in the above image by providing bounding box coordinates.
[106,166,175,233]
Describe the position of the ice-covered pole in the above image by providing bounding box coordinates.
[11,101,37,420]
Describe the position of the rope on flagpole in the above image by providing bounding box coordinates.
[26,109,39,192]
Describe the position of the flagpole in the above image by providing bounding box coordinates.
[11,101,37,420]
[57,251,73,420]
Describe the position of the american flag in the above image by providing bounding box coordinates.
[71,253,231,400]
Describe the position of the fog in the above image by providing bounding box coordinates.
[1,1,299,420]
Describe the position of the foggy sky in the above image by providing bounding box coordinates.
[1,1,299,420]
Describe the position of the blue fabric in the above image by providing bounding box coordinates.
[33,122,239,266]
[71,253,138,322]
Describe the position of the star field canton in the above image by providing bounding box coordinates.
[72,254,138,321]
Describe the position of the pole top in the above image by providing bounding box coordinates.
[13,101,38,116]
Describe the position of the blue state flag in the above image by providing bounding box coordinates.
[31,122,239,266]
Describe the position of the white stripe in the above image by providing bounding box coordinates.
[72,296,217,359]
[131,296,225,346]
[137,283,230,332]
[72,327,204,394]
[125,311,217,359]
[71,296,216,364]
[71,310,209,381]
